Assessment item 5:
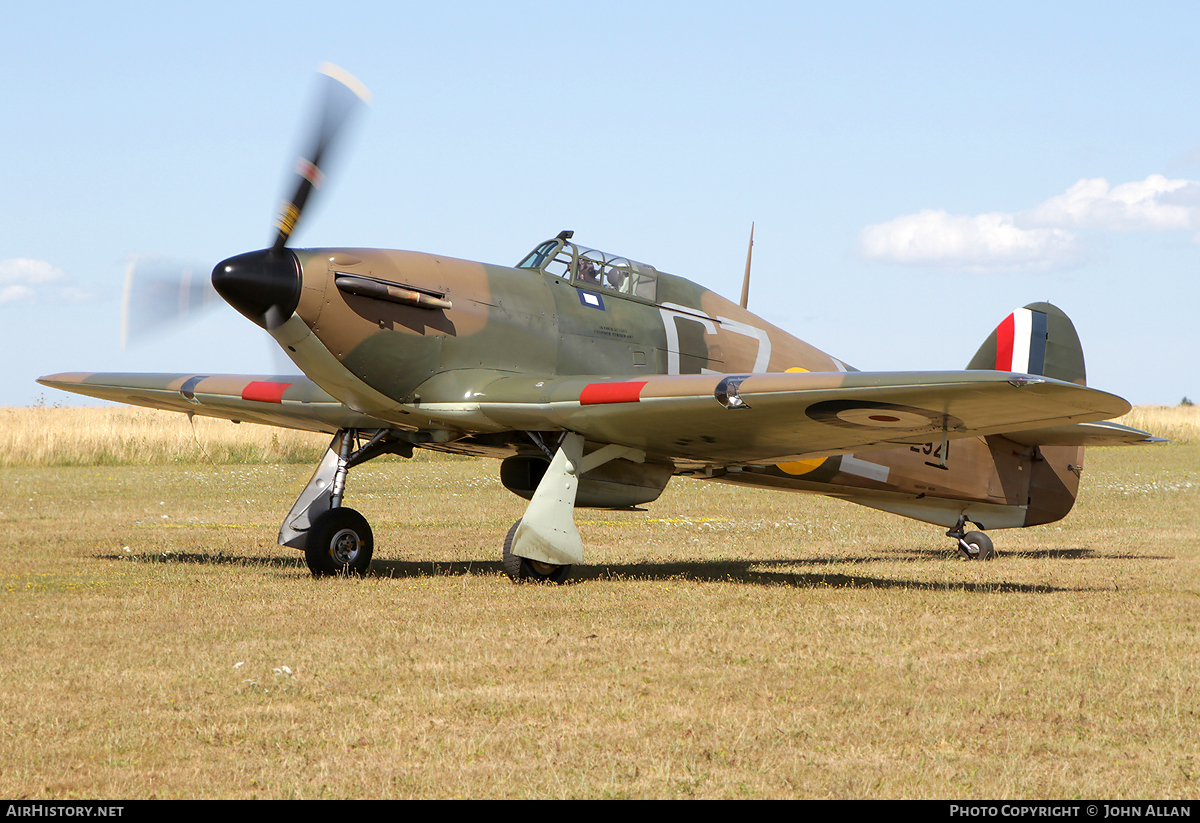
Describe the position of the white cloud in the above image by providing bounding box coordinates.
[0,285,36,304]
[1019,175,1200,232]
[0,258,65,286]
[859,174,1200,271]
[0,258,90,304]
[857,209,1083,271]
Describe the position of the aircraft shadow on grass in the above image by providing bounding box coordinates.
[91,549,1165,594]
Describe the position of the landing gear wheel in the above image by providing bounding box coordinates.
[305,507,374,577]
[960,530,995,561]
[502,519,571,584]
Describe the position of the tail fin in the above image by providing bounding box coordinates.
[967,302,1086,386]
[971,303,1090,527]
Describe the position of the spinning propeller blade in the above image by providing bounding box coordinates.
[120,258,221,349]
[271,62,373,253]
[120,65,371,341]
[212,64,371,330]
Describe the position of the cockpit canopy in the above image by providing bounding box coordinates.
[516,234,658,302]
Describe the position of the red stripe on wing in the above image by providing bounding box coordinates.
[241,381,292,404]
[579,381,648,405]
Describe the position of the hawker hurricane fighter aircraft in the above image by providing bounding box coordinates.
[39,66,1157,582]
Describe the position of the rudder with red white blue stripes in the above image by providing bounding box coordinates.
[966,302,1087,386]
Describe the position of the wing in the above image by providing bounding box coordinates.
[37,372,392,433]
[464,370,1136,464]
[40,368,1145,460]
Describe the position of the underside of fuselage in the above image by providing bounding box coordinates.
[412,421,1083,534]
[704,435,1083,530]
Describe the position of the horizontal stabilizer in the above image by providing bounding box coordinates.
[1002,419,1165,447]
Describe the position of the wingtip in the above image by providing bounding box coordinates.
[37,373,87,387]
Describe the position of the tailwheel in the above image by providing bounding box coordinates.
[305,507,374,577]
[502,519,571,584]
[947,517,995,561]
[959,530,995,561]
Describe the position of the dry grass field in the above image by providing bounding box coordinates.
[1,405,1197,798]
[0,404,331,467]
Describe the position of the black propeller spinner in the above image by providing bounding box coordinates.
[211,63,372,330]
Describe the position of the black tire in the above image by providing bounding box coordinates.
[304,507,374,577]
[502,519,571,584]
[962,530,995,561]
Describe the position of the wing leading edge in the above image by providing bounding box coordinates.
[36,372,392,433]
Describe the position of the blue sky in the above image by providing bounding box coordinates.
[5,1,1198,408]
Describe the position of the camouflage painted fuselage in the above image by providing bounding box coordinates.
[274,238,1083,531]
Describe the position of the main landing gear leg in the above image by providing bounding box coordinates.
[947,515,995,561]
[503,432,645,584]
[279,428,410,576]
